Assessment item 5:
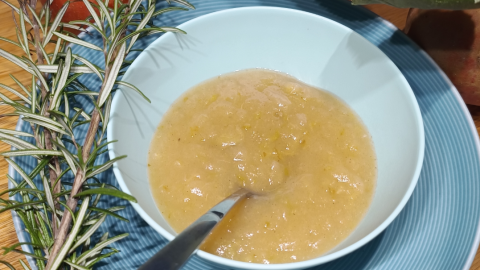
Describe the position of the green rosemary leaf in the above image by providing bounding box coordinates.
[128,0,143,19]
[61,23,88,33]
[115,81,150,102]
[88,183,105,211]
[27,5,44,34]
[52,37,62,65]
[125,6,155,53]
[53,189,72,199]
[81,0,103,30]
[68,20,107,40]
[69,80,92,93]
[77,146,85,169]
[52,169,71,193]
[90,207,128,222]
[120,27,167,55]
[48,109,69,119]
[83,218,100,226]
[4,158,37,189]
[0,200,47,214]
[95,232,109,251]
[107,33,125,64]
[73,120,92,129]
[9,102,30,113]
[1,149,63,157]
[69,214,107,252]
[30,158,51,180]
[49,112,74,137]
[63,260,90,270]
[42,176,55,215]
[43,1,70,46]
[54,142,79,175]
[102,95,112,133]
[0,188,45,197]
[34,211,51,249]
[170,0,195,9]
[116,3,130,19]
[117,10,147,20]
[148,26,186,34]
[98,43,126,106]
[3,249,47,260]
[19,259,31,270]
[71,54,104,80]
[51,48,73,110]
[70,109,83,128]
[106,205,126,212]
[10,74,32,98]
[53,32,102,51]
[67,91,99,96]
[75,233,128,264]
[0,128,33,137]
[0,260,15,270]
[2,242,44,254]
[58,200,76,224]
[53,115,71,135]
[49,198,90,270]
[0,138,30,152]
[63,93,70,118]
[31,76,36,114]
[152,6,188,17]
[4,175,18,190]
[74,183,119,190]
[113,0,118,25]
[86,155,126,179]
[0,91,14,105]
[95,0,114,33]
[19,9,32,61]
[22,118,68,135]
[85,250,118,268]
[16,112,64,129]
[37,39,51,65]
[75,188,136,202]
[37,65,94,74]
[24,58,49,92]
[0,48,34,74]
[0,36,21,48]
[90,97,105,126]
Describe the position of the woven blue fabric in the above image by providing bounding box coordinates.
[11,0,480,269]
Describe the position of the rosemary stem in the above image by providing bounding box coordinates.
[45,35,122,267]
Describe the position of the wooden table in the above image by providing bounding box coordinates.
[1,3,480,269]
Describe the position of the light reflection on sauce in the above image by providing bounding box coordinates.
[148,69,376,264]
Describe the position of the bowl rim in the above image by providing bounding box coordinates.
[107,6,425,269]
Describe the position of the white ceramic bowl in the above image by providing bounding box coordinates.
[107,7,424,269]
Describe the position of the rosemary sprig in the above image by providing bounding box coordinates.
[0,0,193,269]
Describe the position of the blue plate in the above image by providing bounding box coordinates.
[10,0,480,269]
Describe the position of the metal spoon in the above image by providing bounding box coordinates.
[138,189,250,270]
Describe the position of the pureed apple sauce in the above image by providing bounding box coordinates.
[148,69,377,264]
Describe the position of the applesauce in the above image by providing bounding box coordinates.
[148,69,376,264]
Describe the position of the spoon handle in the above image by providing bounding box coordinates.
[138,189,249,270]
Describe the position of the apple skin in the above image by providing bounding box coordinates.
[404,8,480,106]
[39,0,127,34]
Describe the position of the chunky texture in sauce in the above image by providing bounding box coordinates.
[148,69,376,264]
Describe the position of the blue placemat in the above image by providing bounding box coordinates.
[10,0,480,269]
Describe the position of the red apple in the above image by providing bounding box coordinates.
[404,9,480,105]
[40,0,128,34]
